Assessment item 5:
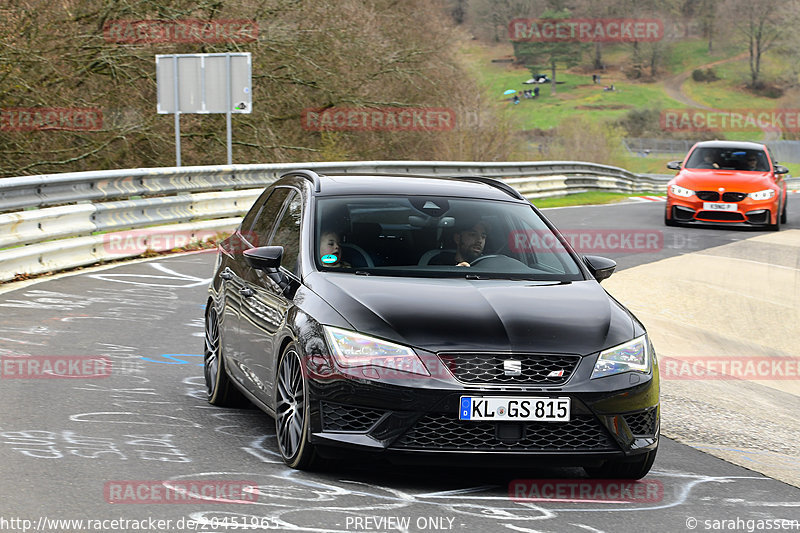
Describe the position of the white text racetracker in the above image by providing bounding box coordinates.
[459,396,571,421]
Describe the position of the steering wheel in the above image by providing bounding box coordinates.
[469,254,504,267]
[469,254,528,270]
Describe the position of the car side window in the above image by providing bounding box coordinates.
[247,188,292,247]
[270,193,303,274]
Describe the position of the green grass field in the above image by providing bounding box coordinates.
[462,44,682,131]
[461,38,798,179]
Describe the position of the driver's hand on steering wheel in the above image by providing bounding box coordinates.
[456,261,470,267]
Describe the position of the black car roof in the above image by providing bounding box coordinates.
[282,172,526,201]
[693,140,767,151]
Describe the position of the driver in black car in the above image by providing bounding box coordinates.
[454,220,489,266]
[430,218,489,266]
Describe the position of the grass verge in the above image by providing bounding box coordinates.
[532,191,661,208]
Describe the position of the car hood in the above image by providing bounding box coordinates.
[305,273,638,355]
[674,169,774,192]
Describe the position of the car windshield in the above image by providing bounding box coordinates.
[685,147,770,172]
[314,196,584,281]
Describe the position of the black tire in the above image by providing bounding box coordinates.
[275,343,318,469]
[664,208,677,227]
[204,304,248,407]
[780,203,788,224]
[768,210,781,231]
[584,448,657,480]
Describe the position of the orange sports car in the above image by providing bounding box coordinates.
[665,140,789,230]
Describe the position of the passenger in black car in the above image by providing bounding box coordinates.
[318,230,351,268]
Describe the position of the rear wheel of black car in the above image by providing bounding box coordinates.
[275,343,318,469]
[204,304,247,407]
[584,448,657,479]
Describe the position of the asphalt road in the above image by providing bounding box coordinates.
[0,197,798,533]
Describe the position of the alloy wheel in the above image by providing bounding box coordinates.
[276,348,306,461]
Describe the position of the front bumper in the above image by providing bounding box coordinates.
[666,195,778,226]
[305,359,660,464]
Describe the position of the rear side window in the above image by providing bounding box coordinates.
[270,194,302,274]
[246,188,293,247]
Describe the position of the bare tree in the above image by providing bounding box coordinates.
[0,0,523,176]
[467,0,542,42]
[731,0,788,87]
[511,9,586,95]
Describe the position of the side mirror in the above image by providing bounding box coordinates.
[583,255,616,282]
[774,164,789,175]
[666,161,682,171]
[244,246,283,271]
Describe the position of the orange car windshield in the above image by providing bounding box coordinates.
[685,147,770,172]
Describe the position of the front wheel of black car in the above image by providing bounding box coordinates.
[275,343,318,469]
[204,305,247,407]
[584,448,657,480]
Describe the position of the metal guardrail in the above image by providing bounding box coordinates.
[0,160,676,282]
[625,138,800,164]
[0,161,666,213]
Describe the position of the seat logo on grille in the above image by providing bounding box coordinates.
[503,359,522,376]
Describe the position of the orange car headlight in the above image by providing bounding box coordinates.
[670,185,694,198]
[748,189,775,201]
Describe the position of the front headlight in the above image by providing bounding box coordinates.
[670,184,694,198]
[591,335,650,379]
[748,189,775,201]
[322,326,430,376]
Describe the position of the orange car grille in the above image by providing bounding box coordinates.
[695,191,747,202]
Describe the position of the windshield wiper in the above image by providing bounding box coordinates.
[464,273,569,283]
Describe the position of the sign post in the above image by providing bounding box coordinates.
[156,53,252,166]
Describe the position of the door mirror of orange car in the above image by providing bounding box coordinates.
[666,161,681,170]
[774,165,789,175]
[583,255,616,282]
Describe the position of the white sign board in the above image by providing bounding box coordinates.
[156,53,252,114]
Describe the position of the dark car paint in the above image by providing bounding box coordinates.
[208,173,659,465]
[303,273,637,355]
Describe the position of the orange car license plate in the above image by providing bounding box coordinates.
[703,202,737,212]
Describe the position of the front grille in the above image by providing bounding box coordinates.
[393,414,617,451]
[696,211,744,221]
[442,353,580,385]
[696,191,720,201]
[722,192,747,202]
[625,409,657,436]
[320,402,386,432]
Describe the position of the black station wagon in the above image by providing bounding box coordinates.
[204,170,659,478]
